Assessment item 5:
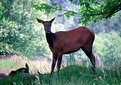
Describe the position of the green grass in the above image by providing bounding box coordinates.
[0,65,121,85]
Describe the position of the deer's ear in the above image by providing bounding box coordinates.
[37,18,44,23]
[25,63,29,69]
[50,17,55,23]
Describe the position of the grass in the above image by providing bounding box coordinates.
[0,65,121,85]
[0,57,121,85]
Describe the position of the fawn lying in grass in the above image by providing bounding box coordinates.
[0,63,29,78]
[8,63,29,76]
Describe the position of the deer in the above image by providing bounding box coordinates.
[0,63,29,79]
[8,63,29,76]
[37,18,96,75]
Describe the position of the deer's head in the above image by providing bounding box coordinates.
[37,18,55,33]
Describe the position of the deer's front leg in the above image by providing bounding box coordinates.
[51,53,57,75]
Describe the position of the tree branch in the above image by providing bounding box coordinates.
[105,3,121,18]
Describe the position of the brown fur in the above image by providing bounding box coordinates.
[37,18,96,74]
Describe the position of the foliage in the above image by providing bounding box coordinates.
[34,0,121,24]
[0,0,51,57]
[1,0,121,68]
[94,31,121,66]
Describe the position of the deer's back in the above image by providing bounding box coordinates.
[51,26,95,54]
[55,26,95,43]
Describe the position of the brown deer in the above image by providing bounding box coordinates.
[37,18,96,74]
[8,63,29,76]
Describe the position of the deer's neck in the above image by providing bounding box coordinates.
[46,32,56,47]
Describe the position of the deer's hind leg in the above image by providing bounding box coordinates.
[57,53,62,73]
[82,46,95,72]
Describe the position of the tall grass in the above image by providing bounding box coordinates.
[0,65,121,85]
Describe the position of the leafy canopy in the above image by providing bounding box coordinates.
[34,0,121,24]
[0,0,50,57]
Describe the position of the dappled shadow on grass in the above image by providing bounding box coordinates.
[0,65,121,85]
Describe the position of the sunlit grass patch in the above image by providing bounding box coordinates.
[0,57,51,74]
[0,59,24,74]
